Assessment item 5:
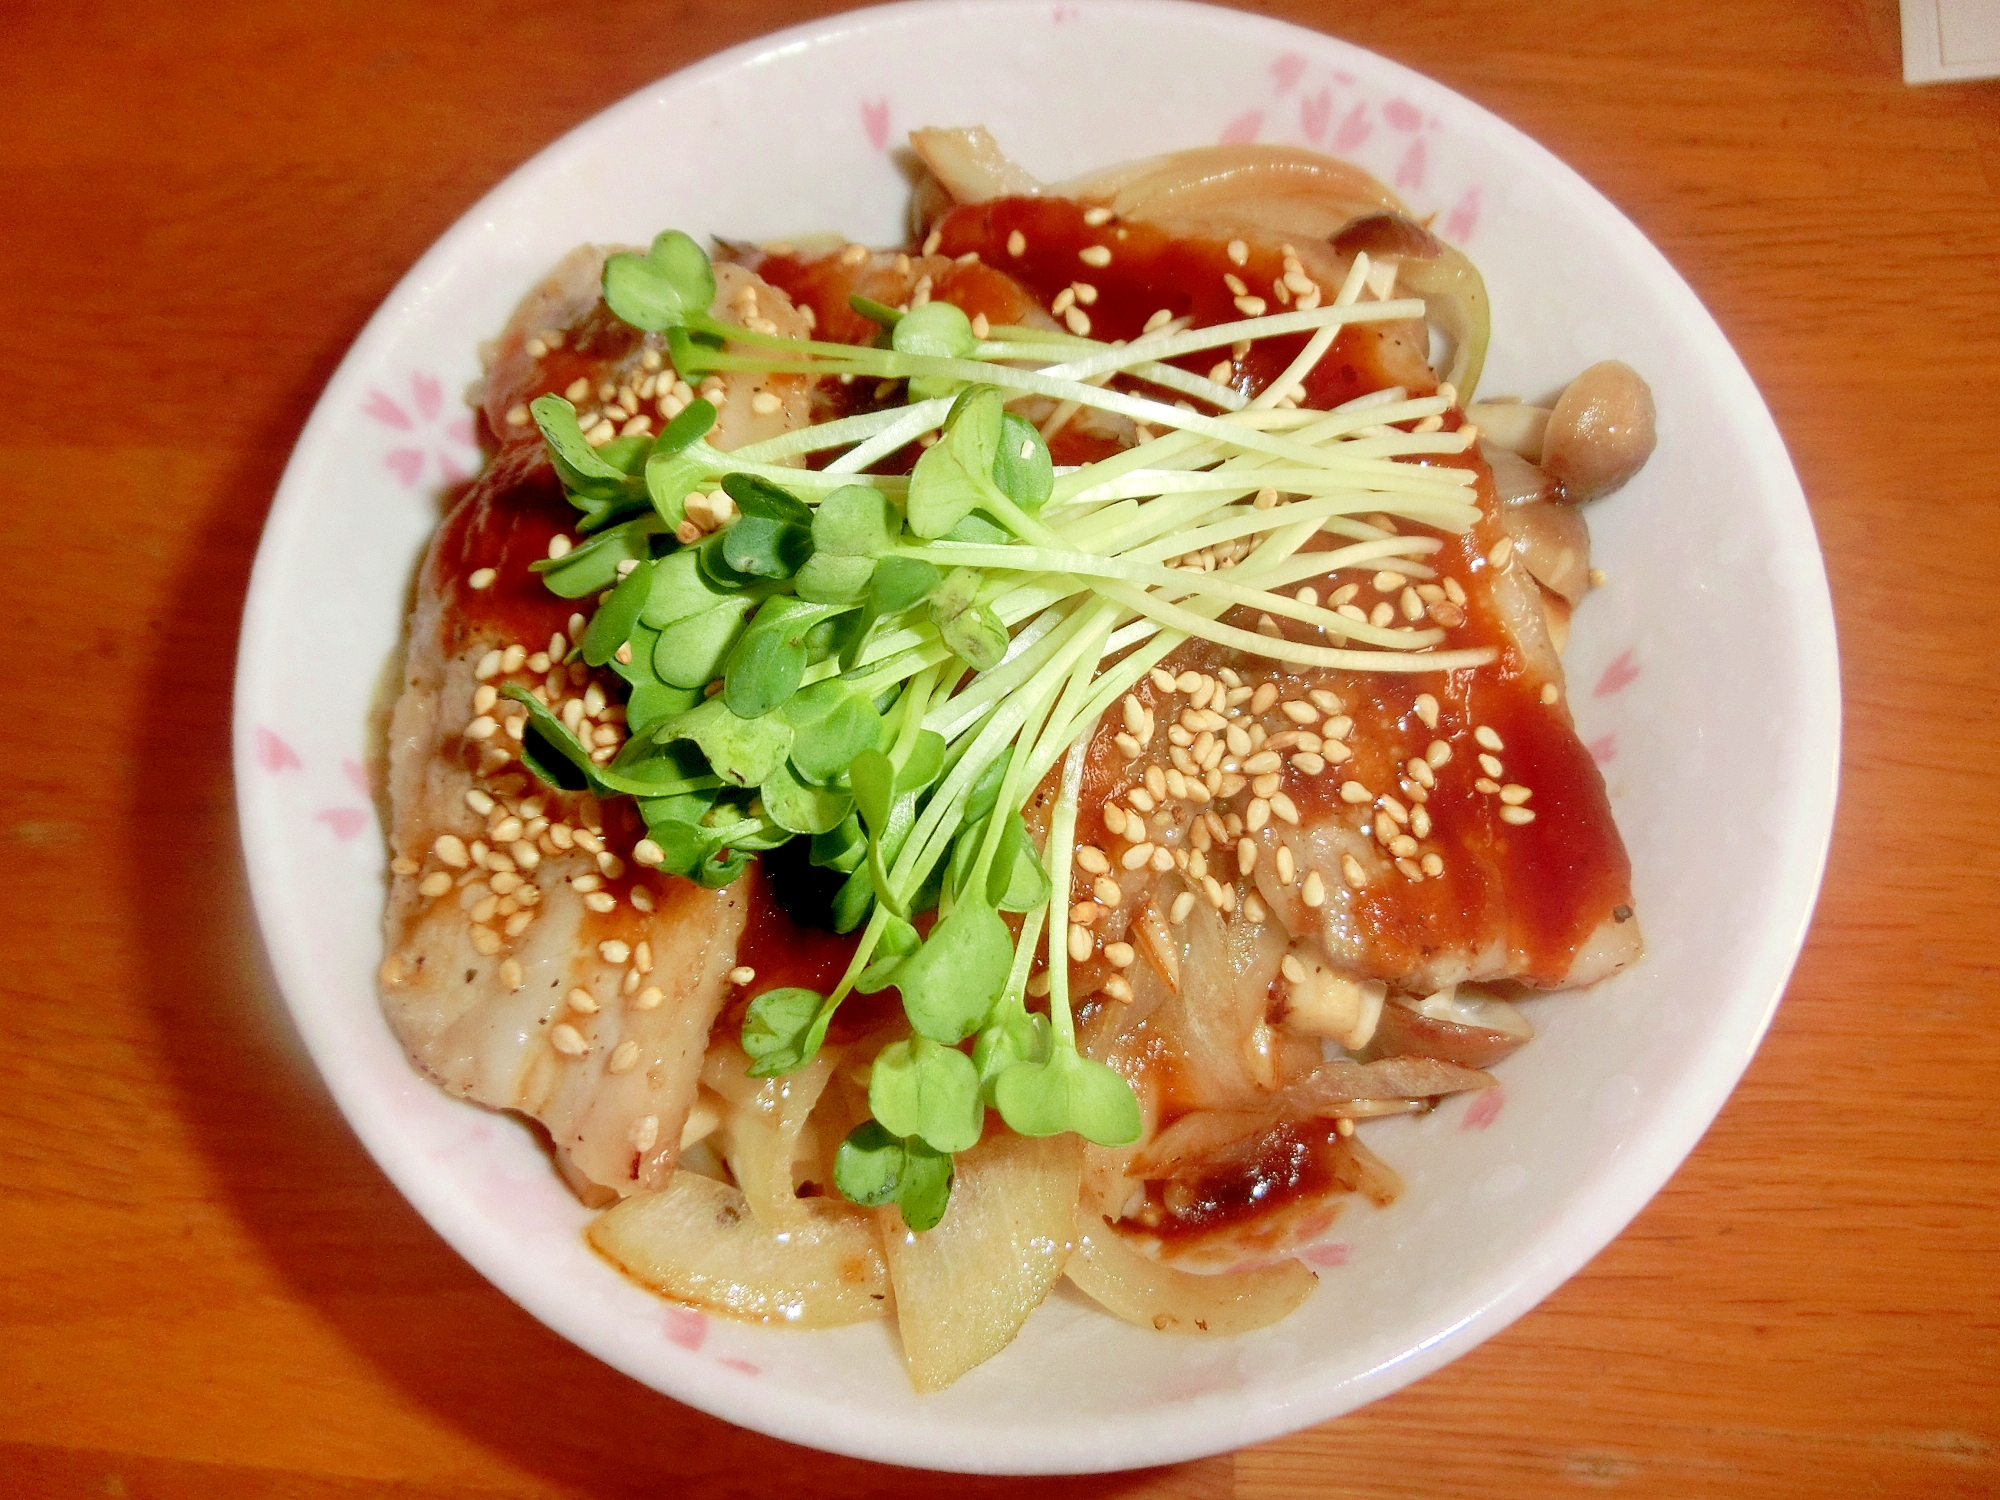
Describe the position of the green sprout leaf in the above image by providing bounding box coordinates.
[890,898,1012,1043]
[992,410,1054,509]
[972,995,1052,1098]
[654,395,717,456]
[603,229,717,332]
[854,914,921,993]
[652,595,756,689]
[530,514,663,599]
[831,1120,906,1206]
[868,1036,985,1154]
[894,1139,954,1230]
[654,695,794,787]
[987,811,1053,912]
[529,395,634,500]
[779,679,887,785]
[759,759,852,836]
[832,1122,954,1231]
[638,547,730,630]
[892,301,978,361]
[497,684,605,795]
[928,566,1008,671]
[580,557,657,666]
[992,1047,1143,1147]
[810,813,867,875]
[905,440,983,540]
[741,986,831,1077]
[723,598,843,720]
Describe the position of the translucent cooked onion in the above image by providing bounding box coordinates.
[1055,145,1406,240]
[908,125,1045,207]
[588,1171,891,1327]
[1066,1219,1316,1335]
[1496,497,1592,606]
[1275,1055,1496,1116]
[1542,360,1657,502]
[878,1131,1082,1391]
[1332,213,1492,399]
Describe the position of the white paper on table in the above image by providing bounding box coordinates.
[1902,0,2000,82]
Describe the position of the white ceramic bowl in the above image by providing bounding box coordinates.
[234,0,1839,1473]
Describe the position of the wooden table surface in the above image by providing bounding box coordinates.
[4,0,1996,1495]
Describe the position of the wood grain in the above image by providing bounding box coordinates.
[1,0,1995,1494]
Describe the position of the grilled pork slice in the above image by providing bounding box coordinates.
[377,251,813,1196]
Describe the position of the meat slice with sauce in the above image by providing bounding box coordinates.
[754,184,1641,1265]
[377,249,815,1197]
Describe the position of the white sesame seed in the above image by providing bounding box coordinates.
[1414,693,1441,730]
[1234,295,1267,317]
[1500,805,1537,826]
[1303,870,1330,906]
[433,834,470,868]
[608,1040,641,1074]
[727,966,756,985]
[1078,244,1112,267]
[418,871,451,897]
[1480,753,1504,778]
[583,892,617,914]
[550,1023,588,1056]
[1500,784,1534,805]
[1338,781,1371,805]
[1488,536,1515,568]
[1169,890,1196,924]
[1068,924,1094,962]
[1076,845,1111,875]
[597,939,630,965]
[1475,725,1505,752]
[469,925,501,955]
[567,986,599,1015]
[634,986,664,1011]
[1121,841,1156,871]
[1104,941,1135,968]
[1475,777,1502,795]
[1226,239,1249,265]
[1427,739,1453,767]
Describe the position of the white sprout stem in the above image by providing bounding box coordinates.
[904,542,1444,649]
[823,399,956,474]
[728,397,952,466]
[1002,904,1047,1006]
[1043,736,1091,1052]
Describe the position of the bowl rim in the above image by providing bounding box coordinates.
[233,0,1841,1472]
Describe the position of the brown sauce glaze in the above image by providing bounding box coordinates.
[1136,1118,1363,1251]
[929,197,1435,408]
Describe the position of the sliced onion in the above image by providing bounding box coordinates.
[1543,360,1657,502]
[1496,498,1591,606]
[1067,1219,1316,1335]
[1332,213,1492,399]
[588,1170,891,1327]
[908,126,1045,206]
[1056,145,1405,239]
[879,1131,1081,1391]
[1481,441,1552,506]
[1467,401,1551,460]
